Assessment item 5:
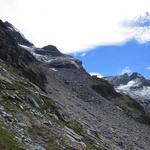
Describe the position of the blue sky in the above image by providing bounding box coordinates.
[73,40,150,78]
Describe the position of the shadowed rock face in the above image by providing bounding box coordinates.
[1,19,150,150]
[4,21,33,47]
[0,20,47,90]
[91,76,121,99]
[0,20,34,66]
[35,45,63,56]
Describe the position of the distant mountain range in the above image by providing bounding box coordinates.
[105,73,150,115]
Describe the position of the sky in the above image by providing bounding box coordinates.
[74,40,150,79]
[1,0,150,78]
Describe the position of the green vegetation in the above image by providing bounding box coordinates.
[66,120,83,135]
[40,98,58,113]
[139,114,150,125]
[0,80,22,91]
[47,135,60,150]
[84,137,102,150]
[0,124,24,150]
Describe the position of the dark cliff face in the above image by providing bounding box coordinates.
[4,21,33,47]
[35,45,63,56]
[0,20,47,90]
[0,20,34,66]
[91,76,121,99]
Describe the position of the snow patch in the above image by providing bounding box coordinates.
[50,68,58,72]
[116,79,150,104]
[19,44,34,53]
[90,72,103,78]
[70,60,80,69]
[19,45,82,69]
[117,79,141,90]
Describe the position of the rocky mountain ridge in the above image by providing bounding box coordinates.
[105,73,150,115]
[5,22,83,70]
[0,20,150,150]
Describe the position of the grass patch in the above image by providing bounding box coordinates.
[40,98,58,113]
[138,114,150,125]
[84,136,103,150]
[0,124,24,150]
[66,120,83,135]
[0,80,21,91]
[47,135,61,150]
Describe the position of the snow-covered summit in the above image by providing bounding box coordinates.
[105,73,150,115]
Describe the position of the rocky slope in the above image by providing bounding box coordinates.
[0,20,150,150]
[105,73,150,116]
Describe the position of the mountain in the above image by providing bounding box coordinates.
[4,21,82,70]
[0,20,150,150]
[105,73,150,115]
[4,21,34,47]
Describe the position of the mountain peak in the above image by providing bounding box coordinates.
[122,73,129,78]
[130,72,143,80]
[105,72,146,87]
[105,71,150,115]
[4,21,33,47]
[42,45,58,50]
[35,45,63,56]
[4,21,83,70]
[0,20,7,29]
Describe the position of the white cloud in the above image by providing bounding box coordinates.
[0,0,150,53]
[120,66,132,75]
[90,72,103,78]
[80,52,87,57]
[147,67,150,70]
